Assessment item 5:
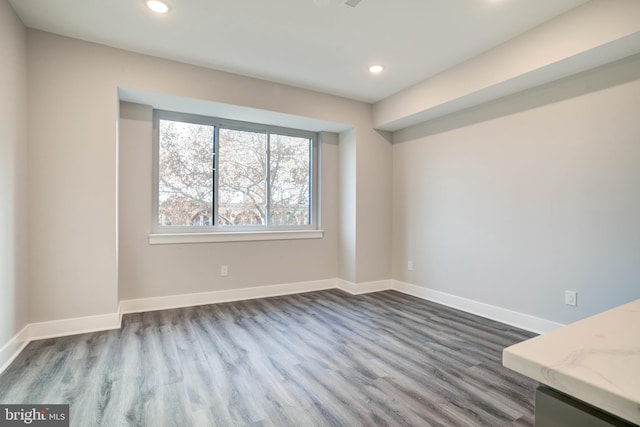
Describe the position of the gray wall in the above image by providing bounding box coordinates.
[338,128,357,282]
[118,103,341,299]
[392,56,640,325]
[0,0,28,353]
[26,30,392,322]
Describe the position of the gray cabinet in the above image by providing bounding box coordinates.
[535,387,636,427]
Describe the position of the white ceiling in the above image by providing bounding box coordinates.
[9,0,590,103]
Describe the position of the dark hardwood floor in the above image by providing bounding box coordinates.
[0,290,537,426]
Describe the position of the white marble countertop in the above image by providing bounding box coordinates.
[503,299,640,425]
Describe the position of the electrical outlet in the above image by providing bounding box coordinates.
[221,265,228,277]
[565,290,577,307]
[407,261,414,271]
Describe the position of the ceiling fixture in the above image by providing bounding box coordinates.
[313,0,363,8]
[369,65,384,74]
[146,0,170,14]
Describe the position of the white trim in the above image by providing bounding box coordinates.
[0,277,567,376]
[148,229,324,244]
[391,280,564,334]
[120,279,337,314]
[338,279,392,295]
[0,325,30,374]
[28,312,121,341]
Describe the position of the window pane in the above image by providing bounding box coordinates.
[218,128,267,226]
[158,119,214,227]
[269,134,311,225]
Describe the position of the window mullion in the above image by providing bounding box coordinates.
[265,131,271,228]
[213,126,220,226]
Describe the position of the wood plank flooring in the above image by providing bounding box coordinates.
[0,290,537,426]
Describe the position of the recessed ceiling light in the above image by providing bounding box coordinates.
[146,0,170,14]
[369,65,385,74]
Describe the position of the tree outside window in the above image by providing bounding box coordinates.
[155,111,315,231]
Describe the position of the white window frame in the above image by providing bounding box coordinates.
[149,109,322,244]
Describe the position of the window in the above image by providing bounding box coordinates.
[152,110,318,237]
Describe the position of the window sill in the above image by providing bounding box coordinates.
[148,229,324,245]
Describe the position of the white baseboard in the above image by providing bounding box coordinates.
[0,279,338,375]
[0,311,121,375]
[0,325,30,375]
[338,279,392,295]
[0,277,564,376]
[392,280,564,334]
[29,312,122,341]
[120,278,338,315]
